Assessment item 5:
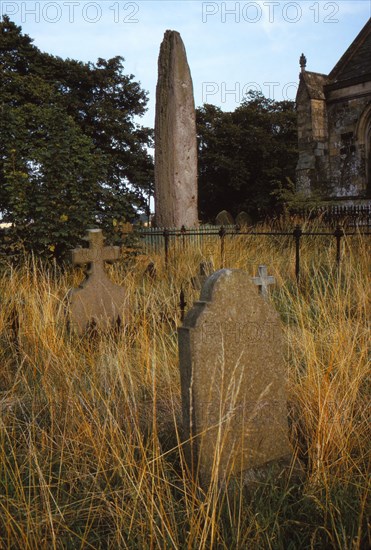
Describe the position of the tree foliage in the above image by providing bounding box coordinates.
[0,16,153,260]
[197,92,297,222]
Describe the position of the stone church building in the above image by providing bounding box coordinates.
[296,19,371,204]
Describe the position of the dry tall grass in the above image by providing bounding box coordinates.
[0,226,369,549]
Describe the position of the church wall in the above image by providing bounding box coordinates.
[296,86,329,196]
[295,20,371,205]
[326,83,371,198]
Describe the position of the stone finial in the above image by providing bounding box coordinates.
[68,229,128,334]
[300,53,307,73]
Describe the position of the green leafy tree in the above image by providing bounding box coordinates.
[197,92,297,222]
[0,16,153,260]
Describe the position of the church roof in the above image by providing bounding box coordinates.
[297,19,371,100]
[298,71,328,100]
[328,18,371,83]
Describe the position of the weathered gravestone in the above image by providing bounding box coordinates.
[178,269,292,487]
[154,30,198,228]
[215,210,234,226]
[236,211,252,227]
[69,229,128,334]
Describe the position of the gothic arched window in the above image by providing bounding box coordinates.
[356,103,371,198]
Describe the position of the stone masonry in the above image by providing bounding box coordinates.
[296,20,371,203]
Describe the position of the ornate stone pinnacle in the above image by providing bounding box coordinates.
[300,53,307,72]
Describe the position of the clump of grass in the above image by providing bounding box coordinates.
[0,226,369,549]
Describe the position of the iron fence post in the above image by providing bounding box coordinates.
[180,225,186,251]
[179,287,186,322]
[334,225,344,269]
[163,229,169,269]
[219,226,226,268]
[293,225,302,282]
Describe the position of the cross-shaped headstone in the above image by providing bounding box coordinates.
[71,229,120,275]
[68,229,128,334]
[251,265,275,300]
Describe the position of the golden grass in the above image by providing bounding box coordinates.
[0,225,369,549]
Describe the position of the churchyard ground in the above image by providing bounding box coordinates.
[0,222,369,549]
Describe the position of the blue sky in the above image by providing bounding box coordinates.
[2,1,370,128]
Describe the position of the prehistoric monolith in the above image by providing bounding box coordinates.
[154,30,198,228]
[178,269,293,487]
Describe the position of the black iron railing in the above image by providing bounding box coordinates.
[130,224,370,282]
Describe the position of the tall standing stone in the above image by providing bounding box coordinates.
[155,30,198,228]
[178,269,292,487]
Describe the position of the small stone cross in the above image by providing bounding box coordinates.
[68,229,128,334]
[252,265,275,300]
